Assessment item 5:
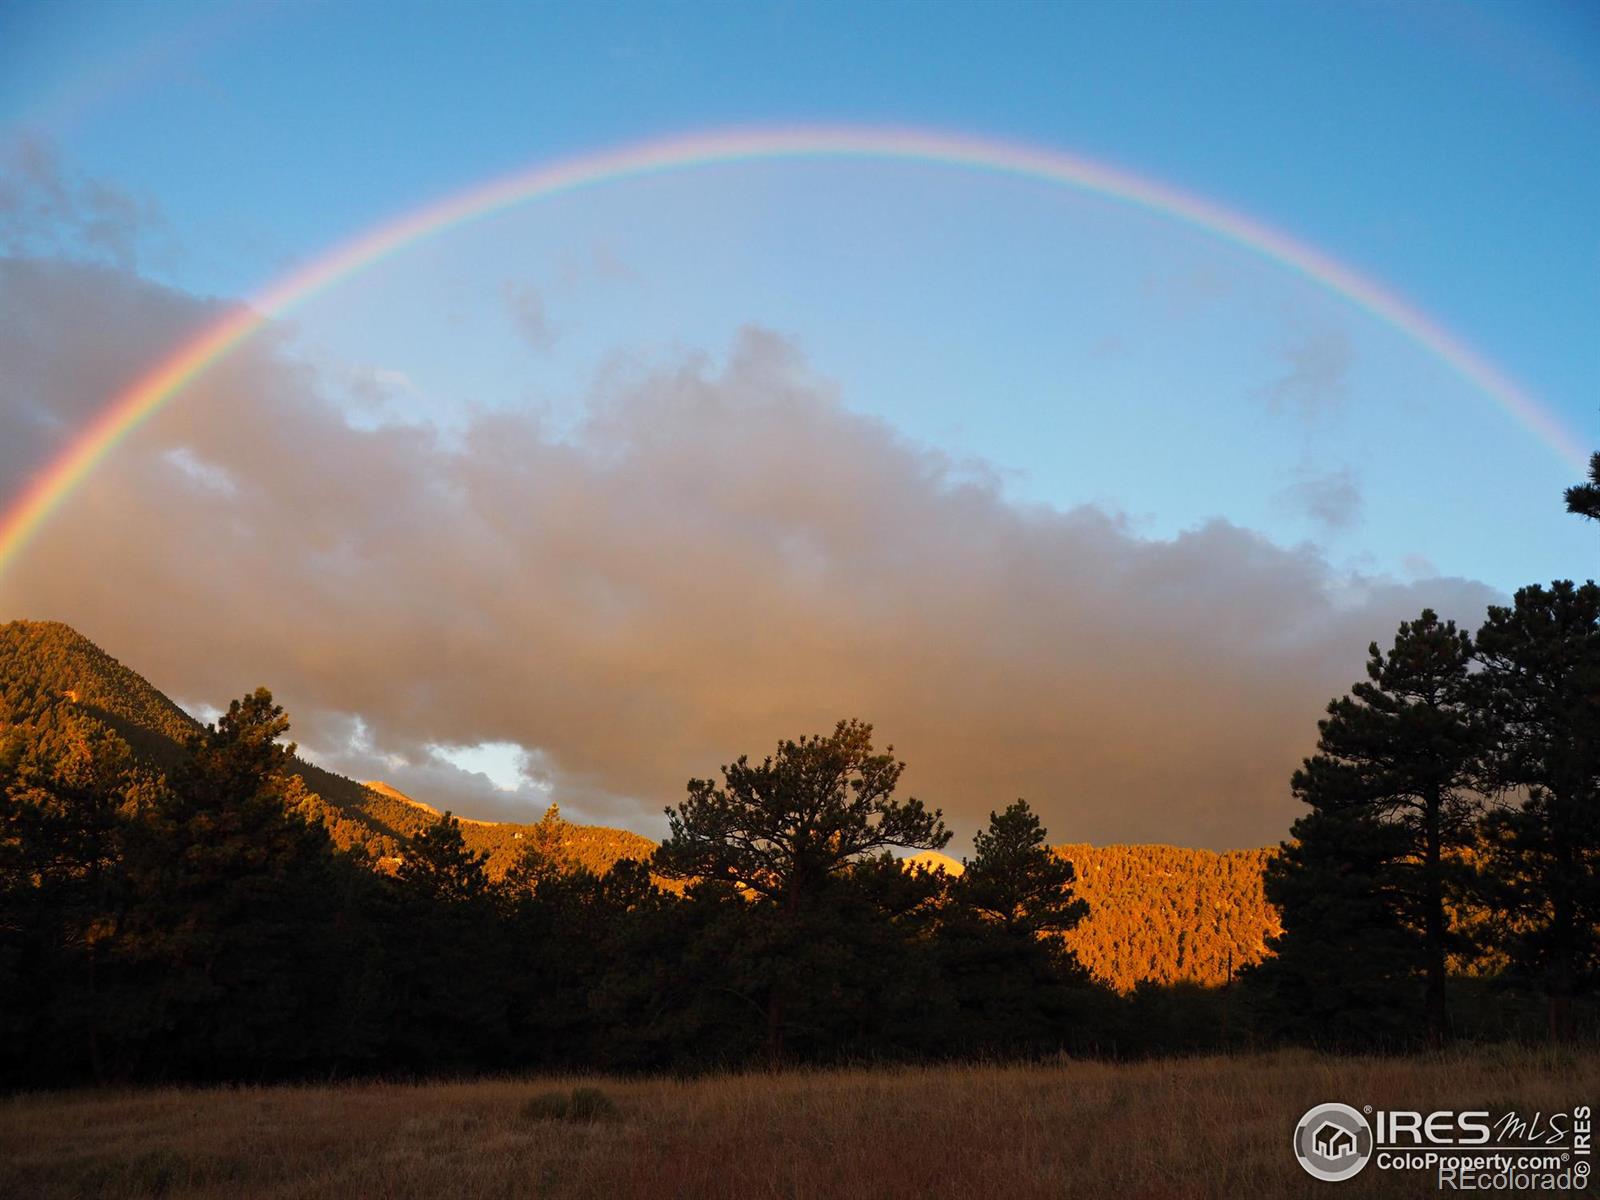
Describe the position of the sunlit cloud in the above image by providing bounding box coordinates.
[0,259,1502,846]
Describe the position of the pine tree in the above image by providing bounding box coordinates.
[504,803,572,893]
[959,800,1087,937]
[1474,581,1600,1039]
[654,719,949,1062]
[1564,452,1600,521]
[383,811,506,1068]
[1270,611,1482,1045]
[656,720,949,910]
[1251,807,1425,1046]
[117,688,359,1077]
[395,810,493,903]
[529,856,671,1067]
[0,715,147,1081]
[938,801,1101,1054]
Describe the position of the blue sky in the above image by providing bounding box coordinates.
[1,0,1597,843]
[4,0,1593,580]
[7,1,1597,348]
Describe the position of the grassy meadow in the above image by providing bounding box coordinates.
[3,1047,1594,1199]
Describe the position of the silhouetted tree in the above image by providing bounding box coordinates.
[1250,806,1424,1046]
[117,689,362,1077]
[1475,581,1600,1039]
[933,802,1104,1055]
[654,719,949,1062]
[504,856,667,1069]
[395,810,493,903]
[384,812,506,1068]
[0,717,148,1081]
[1271,611,1483,1044]
[591,877,773,1070]
[959,800,1087,937]
[1564,452,1600,521]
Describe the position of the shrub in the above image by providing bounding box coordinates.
[519,1086,620,1123]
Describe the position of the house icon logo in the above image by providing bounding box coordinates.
[1314,1121,1356,1159]
[1294,1102,1373,1181]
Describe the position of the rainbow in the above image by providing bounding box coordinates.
[0,125,1587,577]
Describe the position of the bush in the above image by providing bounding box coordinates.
[519,1086,620,1123]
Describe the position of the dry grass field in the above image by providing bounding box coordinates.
[2,1047,1594,1199]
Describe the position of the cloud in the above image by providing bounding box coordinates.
[554,243,637,292]
[1140,263,1233,317]
[1087,334,1126,359]
[0,256,225,490]
[291,713,557,822]
[1276,466,1362,532]
[0,136,165,269]
[0,259,1502,849]
[502,280,556,350]
[1259,326,1352,419]
[501,248,637,356]
[1401,553,1439,580]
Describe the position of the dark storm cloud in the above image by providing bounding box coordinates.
[0,260,1501,848]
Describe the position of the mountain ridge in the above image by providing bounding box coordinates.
[0,619,654,877]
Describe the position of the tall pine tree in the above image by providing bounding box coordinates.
[1267,611,1482,1045]
[1252,807,1424,1046]
[958,800,1087,938]
[118,689,361,1077]
[1475,581,1600,1039]
[939,800,1101,1054]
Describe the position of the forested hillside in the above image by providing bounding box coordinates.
[359,781,658,877]
[901,845,1277,990]
[0,620,655,876]
[1057,844,1278,990]
[0,620,196,760]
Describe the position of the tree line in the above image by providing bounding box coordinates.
[1,457,1597,1084]
[1250,454,1600,1048]
[1,697,1126,1083]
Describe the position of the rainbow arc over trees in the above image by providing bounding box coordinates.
[0,125,1586,577]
